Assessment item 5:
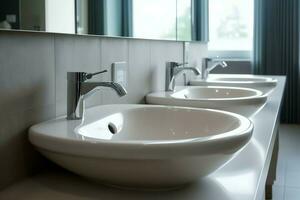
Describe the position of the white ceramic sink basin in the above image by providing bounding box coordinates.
[147,86,267,117]
[190,74,277,95]
[29,104,253,189]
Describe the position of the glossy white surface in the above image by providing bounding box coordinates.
[147,86,267,117]
[29,105,253,188]
[0,76,286,200]
[190,74,278,95]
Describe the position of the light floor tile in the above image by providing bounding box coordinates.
[285,172,300,188]
[286,158,300,172]
[285,187,300,200]
[272,185,285,200]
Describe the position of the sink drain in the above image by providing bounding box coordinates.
[108,122,118,134]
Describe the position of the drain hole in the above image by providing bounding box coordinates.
[108,122,118,134]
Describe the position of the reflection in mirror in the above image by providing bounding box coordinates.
[76,0,130,37]
[0,1,21,30]
[0,0,207,42]
[76,0,193,41]
[0,0,75,33]
[132,0,176,40]
[177,0,192,41]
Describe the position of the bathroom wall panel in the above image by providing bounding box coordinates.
[99,37,130,104]
[211,60,252,74]
[126,39,151,103]
[0,31,55,115]
[188,42,208,68]
[54,35,102,116]
[0,31,56,189]
[0,30,207,189]
[149,40,183,92]
[187,42,209,81]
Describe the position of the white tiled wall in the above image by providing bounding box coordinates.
[0,31,208,189]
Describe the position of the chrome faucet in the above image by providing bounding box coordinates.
[201,58,228,80]
[67,70,127,120]
[166,62,201,91]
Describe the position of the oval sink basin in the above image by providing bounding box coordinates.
[29,104,253,189]
[147,86,267,117]
[190,74,277,95]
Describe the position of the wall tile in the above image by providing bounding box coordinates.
[149,41,183,92]
[188,42,208,67]
[0,30,208,189]
[54,35,102,116]
[0,31,55,114]
[99,37,129,104]
[0,105,56,189]
[126,39,151,103]
[0,31,56,189]
[186,42,208,81]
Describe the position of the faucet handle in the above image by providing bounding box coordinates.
[175,62,188,67]
[203,57,212,62]
[220,61,228,67]
[85,69,108,80]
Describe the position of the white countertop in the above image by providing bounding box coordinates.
[0,76,286,200]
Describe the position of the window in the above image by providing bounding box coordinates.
[208,0,254,58]
[132,0,192,41]
[177,0,192,41]
[132,0,177,40]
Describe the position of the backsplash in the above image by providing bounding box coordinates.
[210,59,252,74]
[0,30,207,189]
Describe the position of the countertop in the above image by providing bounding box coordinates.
[0,76,286,200]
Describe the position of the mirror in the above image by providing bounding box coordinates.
[0,0,75,33]
[0,0,207,42]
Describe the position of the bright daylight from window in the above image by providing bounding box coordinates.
[132,0,176,40]
[132,0,192,41]
[208,0,254,52]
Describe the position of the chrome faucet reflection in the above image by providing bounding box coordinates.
[201,58,228,80]
[166,62,201,91]
[67,70,127,120]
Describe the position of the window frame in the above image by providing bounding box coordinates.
[208,50,252,59]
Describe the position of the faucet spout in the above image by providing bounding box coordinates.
[175,67,201,76]
[166,62,200,91]
[207,61,228,72]
[67,71,127,120]
[81,82,127,99]
[201,58,228,80]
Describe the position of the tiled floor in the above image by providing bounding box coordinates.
[273,124,300,200]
